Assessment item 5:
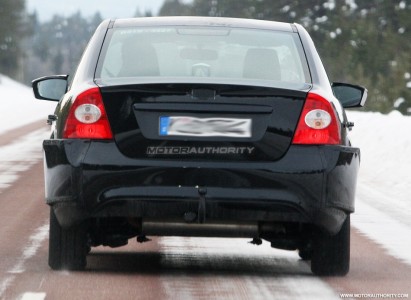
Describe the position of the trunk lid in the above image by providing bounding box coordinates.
[99,83,309,161]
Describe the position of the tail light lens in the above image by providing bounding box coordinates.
[63,88,113,139]
[292,92,341,145]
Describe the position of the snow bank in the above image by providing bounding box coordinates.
[348,110,411,209]
[0,74,56,135]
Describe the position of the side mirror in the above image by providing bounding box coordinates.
[331,82,367,108]
[32,75,69,101]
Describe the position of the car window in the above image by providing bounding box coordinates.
[97,26,310,86]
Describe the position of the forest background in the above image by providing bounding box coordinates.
[1,0,410,114]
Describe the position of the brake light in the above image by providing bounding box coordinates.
[63,88,113,139]
[292,92,341,145]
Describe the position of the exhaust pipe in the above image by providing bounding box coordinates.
[142,221,259,238]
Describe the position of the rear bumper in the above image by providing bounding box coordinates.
[43,139,360,235]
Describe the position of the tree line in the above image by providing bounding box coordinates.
[0,0,410,114]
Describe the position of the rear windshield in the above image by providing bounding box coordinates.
[96,26,311,87]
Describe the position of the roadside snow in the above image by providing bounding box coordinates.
[348,110,411,201]
[347,110,411,222]
[0,74,56,135]
[1,73,411,265]
[347,111,411,265]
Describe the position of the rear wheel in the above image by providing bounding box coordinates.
[311,215,350,276]
[48,208,88,270]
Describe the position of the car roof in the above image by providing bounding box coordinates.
[110,16,295,32]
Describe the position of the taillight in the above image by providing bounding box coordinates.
[63,88,113,139]
[292,92,341,145]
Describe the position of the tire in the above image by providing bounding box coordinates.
[48,208,88,270]
[311,215,350,276]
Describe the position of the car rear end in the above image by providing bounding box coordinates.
[42,17,360,275]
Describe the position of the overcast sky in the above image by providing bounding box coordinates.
[26,0,183,21]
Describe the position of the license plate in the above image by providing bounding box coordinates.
[159,116,252,138]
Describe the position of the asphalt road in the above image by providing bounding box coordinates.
[0,122,410,300]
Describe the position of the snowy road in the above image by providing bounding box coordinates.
[0,75,410,299]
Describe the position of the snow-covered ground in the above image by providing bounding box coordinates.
[0,75,56,135]
[1,73,411,266]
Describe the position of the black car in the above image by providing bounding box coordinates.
[32,17,366,276]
